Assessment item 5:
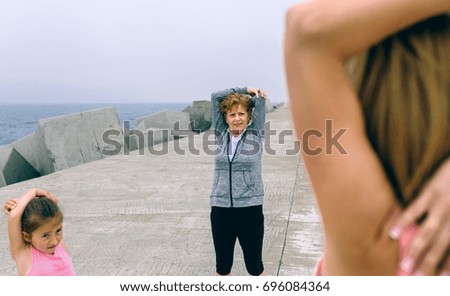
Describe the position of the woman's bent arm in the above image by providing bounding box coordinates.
[284,0,450,274]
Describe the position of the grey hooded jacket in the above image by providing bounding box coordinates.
[210,87,266,208]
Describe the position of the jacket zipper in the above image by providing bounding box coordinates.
[229,161,233,207]
[227,135,234,207]
[227,131,246,208]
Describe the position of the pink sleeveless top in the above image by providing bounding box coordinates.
[28,244,75,276]
[314,225,417,275]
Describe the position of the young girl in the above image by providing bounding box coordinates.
[5,188,75,276]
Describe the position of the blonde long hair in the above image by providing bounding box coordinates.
[354,14,450,206]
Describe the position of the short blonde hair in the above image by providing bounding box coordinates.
[220,93,253,120]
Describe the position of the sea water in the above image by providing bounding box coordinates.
[0,103,188,146]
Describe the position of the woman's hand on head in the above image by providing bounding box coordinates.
[247,87,267,99]
[390,158,450,275]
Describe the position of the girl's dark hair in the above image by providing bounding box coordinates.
[21,197,63,235]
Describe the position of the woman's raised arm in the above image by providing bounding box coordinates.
[284,0,450,273]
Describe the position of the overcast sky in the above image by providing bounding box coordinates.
[0,0,302,104]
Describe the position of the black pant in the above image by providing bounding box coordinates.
[210,205,264,276]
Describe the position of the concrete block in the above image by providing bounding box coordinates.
[0,146,40,187]
[0,147,9,187]
[126,128,175,152]
[8,133,39,172]
[266,99,275,113]
[185,100,211,132]
[136,110,191,131]
[32,107,123,175]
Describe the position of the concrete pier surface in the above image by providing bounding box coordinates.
[0,105,323,276]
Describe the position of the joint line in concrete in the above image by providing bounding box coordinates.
[276,156,300,276]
